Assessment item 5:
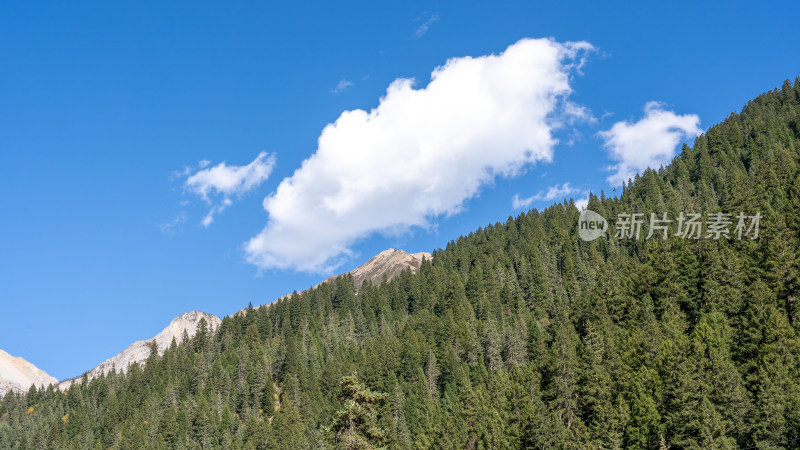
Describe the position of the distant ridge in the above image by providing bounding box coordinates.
[0,349,57,396]
[335,248,431,288]
[9,248,431,394]
[236,248,432,316]
[59,311,221,390]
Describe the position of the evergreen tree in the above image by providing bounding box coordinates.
[324,374,388,449]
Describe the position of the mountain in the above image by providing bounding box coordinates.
[0,349,57,397]
[58,311,222,390]
[236,247,431,315]
[57,248,426,389]
[334,248,431,288]
[2,80,799,449]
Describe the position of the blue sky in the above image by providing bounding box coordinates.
[1,1,798,380]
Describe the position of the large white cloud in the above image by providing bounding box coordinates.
[599,102,701,185]
[182,152,276,227]
[245,38,593,272]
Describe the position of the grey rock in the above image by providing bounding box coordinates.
[0,349,57,397]
[58,311,221,390]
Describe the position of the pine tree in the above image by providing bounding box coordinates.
[324,374,388,449]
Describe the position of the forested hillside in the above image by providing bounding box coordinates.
[2,79,800,449]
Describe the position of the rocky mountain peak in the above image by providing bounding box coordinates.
[58,311,221,390]
[235,248,432,316]
[0,349,57,397]
[348,248,431,288]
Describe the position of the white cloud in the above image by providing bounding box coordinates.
[415,13,439,38]
[561,102,595,124]
[511,194,534,210]
[159,212,187,235]
[181,152,275,227]
[185,152,275,201]
[245,38,593,272]
[332,79,354,94]
[599,101,701,185]
[512,182,579,209]
[574,196,589,211]
[201,198,233,228]
[170,166,192,180]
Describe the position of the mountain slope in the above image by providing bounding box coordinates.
[58,311,221,390]
[236,247,431,315]
[0,350,57,397]
[57,248,428,389]
[340,248,431,288]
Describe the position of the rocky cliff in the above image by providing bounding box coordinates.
[236,248,432,316]
[0,349,57,396]
[338,248,431,288]
[58,311,221,390]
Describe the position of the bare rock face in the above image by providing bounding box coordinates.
[346,248,431,288]
[236,248,432,316]
[0,349,57,397]
[58,311,221,390]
